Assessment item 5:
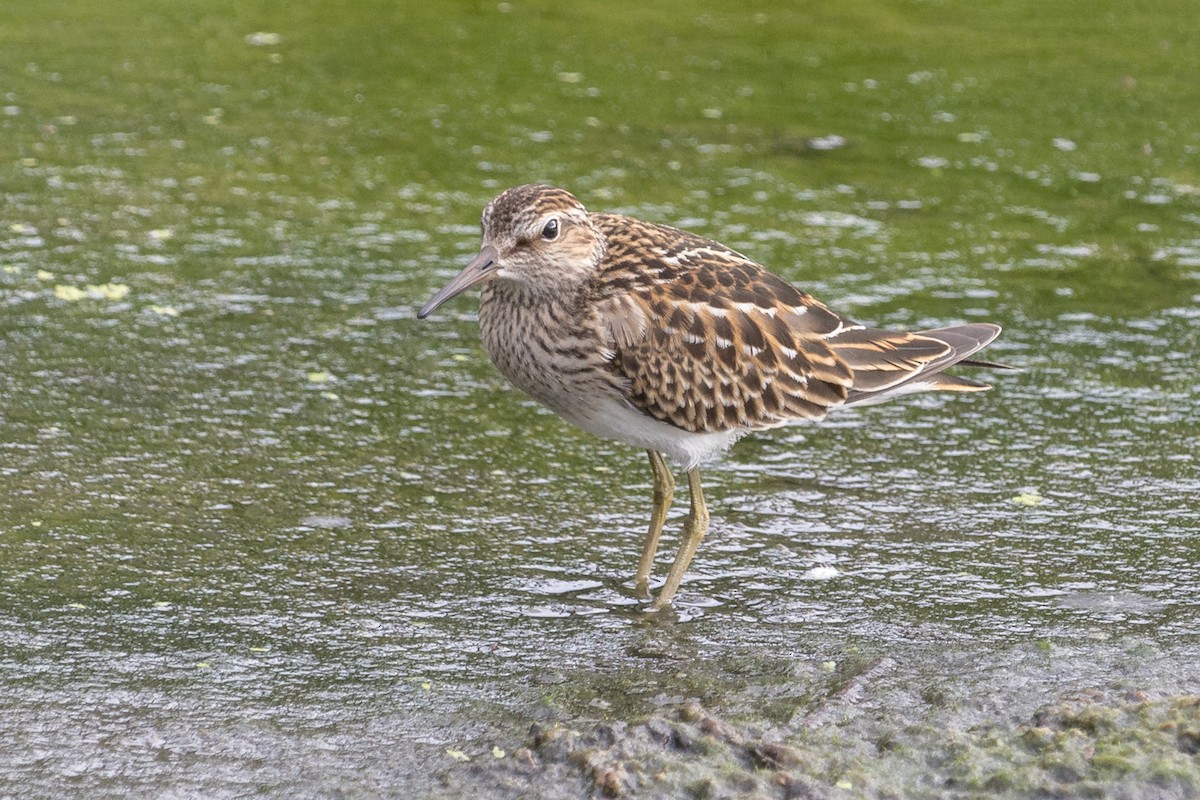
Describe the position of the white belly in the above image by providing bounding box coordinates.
[558,392,742,470]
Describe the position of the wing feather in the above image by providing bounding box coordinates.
[837,323,1005,404]
[590,215,854,433]
[587,214,1009,430]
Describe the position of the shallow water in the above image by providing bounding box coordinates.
[2,1,1199,797]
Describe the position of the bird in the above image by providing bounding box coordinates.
[419,184,1011,609]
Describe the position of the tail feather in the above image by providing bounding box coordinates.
[838,323,1010,407]
[958,357,1021,371]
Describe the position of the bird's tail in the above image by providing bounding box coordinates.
[836,323,1016,407]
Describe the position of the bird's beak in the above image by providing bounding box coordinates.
[418,244,499,319]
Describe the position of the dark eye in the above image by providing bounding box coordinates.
[541,218,560,241]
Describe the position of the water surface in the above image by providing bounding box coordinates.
[2,1,1198,796]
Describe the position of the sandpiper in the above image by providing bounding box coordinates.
[419,184,1010,609]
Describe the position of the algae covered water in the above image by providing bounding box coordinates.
[2,1,1198,797]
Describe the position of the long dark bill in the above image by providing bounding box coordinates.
[417,244,499,319]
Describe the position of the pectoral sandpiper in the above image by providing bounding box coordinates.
[419,184,1010,609]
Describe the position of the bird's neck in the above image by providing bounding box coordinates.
[484,273,586,310]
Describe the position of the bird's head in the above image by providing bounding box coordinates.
[418,184,604,318]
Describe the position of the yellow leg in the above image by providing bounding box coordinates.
[634,450,674,599]
[653,468,709,609]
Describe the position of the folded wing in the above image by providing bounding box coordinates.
[590,214,1008,430]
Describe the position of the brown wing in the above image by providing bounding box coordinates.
[589,214,856,433]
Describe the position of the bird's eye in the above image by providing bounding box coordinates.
[541,218,560,241]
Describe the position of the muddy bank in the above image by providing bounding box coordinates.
[431,643,1200,799]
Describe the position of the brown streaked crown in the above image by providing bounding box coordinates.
[482,184,585,232]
